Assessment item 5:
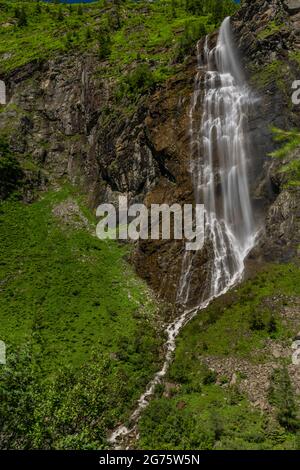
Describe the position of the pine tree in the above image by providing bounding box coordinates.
[57,6,64,22]
[269,368,299,431]
[98,30,111,60]
[16,6,28,27]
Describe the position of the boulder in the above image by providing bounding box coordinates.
[285,1,300,14]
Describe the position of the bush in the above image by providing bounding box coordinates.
[210,411,224,440]
[202,368,217,385]
[0,139,23,199]
[0,347,133,449]
[268,367,299,432]
[15,6,28,27]
[267,314,277,335]
[98,29,111,60]
[249,310,265,331]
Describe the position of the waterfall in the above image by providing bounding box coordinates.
[109,17,257,448]
[178,16,257,306]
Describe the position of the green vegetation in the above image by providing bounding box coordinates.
[3,0,299,453]
[0,0,241,450]
[0,137,23,199]
[98,27,112,60]
[0,0,238,114]
[269,127,300,188]
[139,388,293,450]
[0,1,238,76]
[176,19,206,60]
[0,186,163,448]
[249,59,289,95]
[169,264,300,361]
[290,50,300,67]
[270,128,300,159]
[257,20,284,40]
[138,263,300,449]
[116,63,157,101]
[269,367,299,432]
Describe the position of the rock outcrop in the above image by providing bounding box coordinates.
[232,0,300,262]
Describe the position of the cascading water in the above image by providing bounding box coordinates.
[109,17,257,448]
[178,16,257,306]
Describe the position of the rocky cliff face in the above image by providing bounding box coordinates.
[1,49,200,306]
[0,0,299,307]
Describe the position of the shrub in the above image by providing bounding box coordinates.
[0,139,23,200]
[177,21,207,61]
[210,411,224,440]
[202,368,217,385]
[98,30,111,60]
[268,367,299,432]
[267,314,277,335]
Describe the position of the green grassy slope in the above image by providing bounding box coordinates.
[0,186,163,448]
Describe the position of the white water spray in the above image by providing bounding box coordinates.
[109,17,257,448]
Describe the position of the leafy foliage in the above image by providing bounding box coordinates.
[0,138,23,199]
[0,188,163,448]
[98,28,112,60]
[269,127,300,188]
[176,19,206,60]
[269,368,299,432]
[0,0,238,76]
[0,347,150,449]
[117,63,157,101]
[139,263,300,449]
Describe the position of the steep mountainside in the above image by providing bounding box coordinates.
[232,0,300,262]
[0,0,299,451]
[2,1,298,305]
